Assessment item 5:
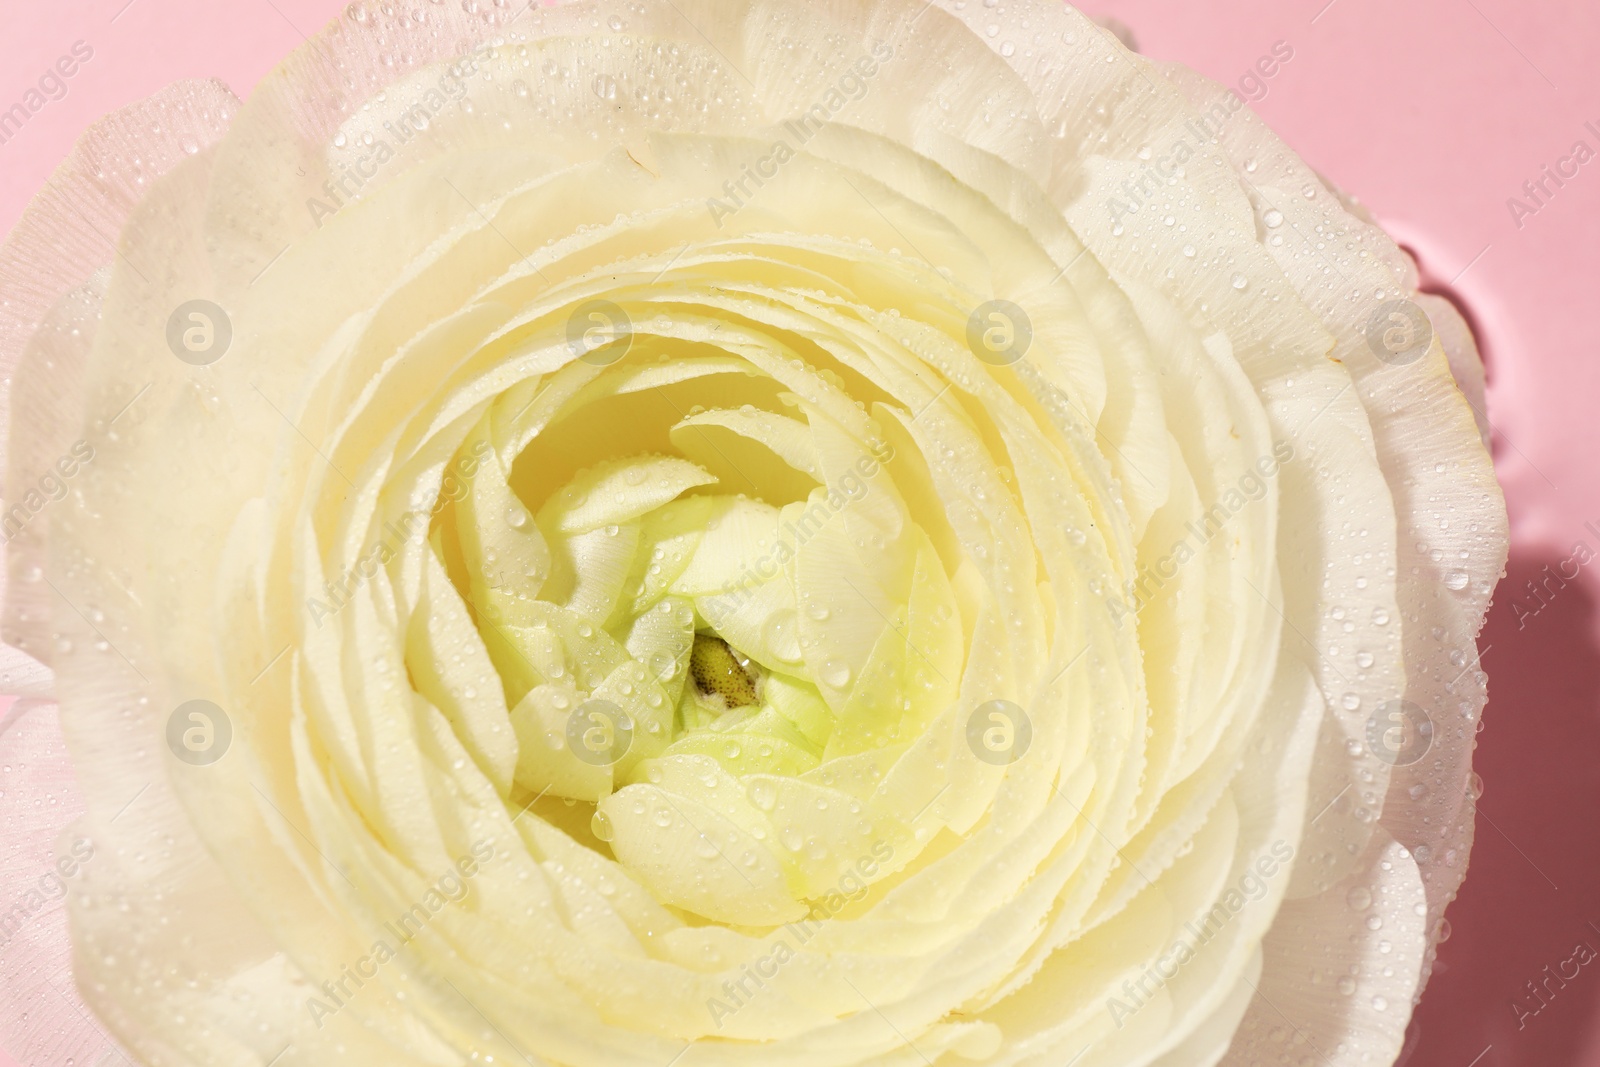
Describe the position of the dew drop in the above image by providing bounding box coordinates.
[747,779,777,811]
[762,609,802,663]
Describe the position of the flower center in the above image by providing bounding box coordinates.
[689,633,761,708]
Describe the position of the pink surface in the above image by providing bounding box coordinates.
[2,1,1597,1065]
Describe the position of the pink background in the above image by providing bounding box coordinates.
[2,1,1597,1065]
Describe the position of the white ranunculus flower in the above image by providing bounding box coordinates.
[0,1,1505,1064]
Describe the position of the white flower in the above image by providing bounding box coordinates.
[0,1,1505,1065]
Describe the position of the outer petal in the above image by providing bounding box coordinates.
[0,79,240,1065]
[907,1,1506,1058]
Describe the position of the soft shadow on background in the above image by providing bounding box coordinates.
[1404,551,1600,1067]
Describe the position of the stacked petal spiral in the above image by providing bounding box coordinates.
[0,0,1505,1065]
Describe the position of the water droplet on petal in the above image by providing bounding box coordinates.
[747,779,777,811]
